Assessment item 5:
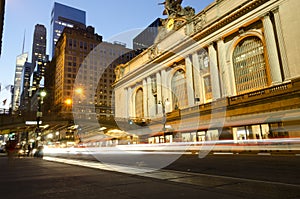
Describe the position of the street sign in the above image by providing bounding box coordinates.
[25,121,42,125]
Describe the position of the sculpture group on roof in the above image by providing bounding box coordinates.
[159,0,195,18]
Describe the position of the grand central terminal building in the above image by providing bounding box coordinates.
[113,0,300,144]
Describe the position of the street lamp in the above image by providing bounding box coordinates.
[36,90,46,146]
[55,131,60,140]
[64,98,72,106]
[75,87,83,95]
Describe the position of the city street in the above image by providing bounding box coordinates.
[1,153,299,199]
[0,0,300,198]
[0,156,249,199]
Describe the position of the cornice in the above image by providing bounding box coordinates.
[191,0,269,42]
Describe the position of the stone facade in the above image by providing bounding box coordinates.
[114,0,300,143]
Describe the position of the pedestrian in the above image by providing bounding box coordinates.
[27,144,32,157]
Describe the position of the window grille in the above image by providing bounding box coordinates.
[198,48,212,101]
[135,88,144,118]
[171,69,188,109]
[233,36,268,94]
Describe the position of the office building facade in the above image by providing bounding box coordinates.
[31,24,47,73]
[52,24,139,126]
[50,2,86,58]
[30,55,48,112]
[53,25,102,117]
[19,62,32,112]
[12,52,28,114]
[0,0,5,56]
[133,18,162,50]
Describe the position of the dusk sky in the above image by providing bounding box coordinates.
[0,0,214,108]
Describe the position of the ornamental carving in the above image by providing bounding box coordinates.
[185,13,207,36]
[194,13,207,32]
[148,45,160,60]
[115,64,126,81]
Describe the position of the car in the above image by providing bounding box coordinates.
[18,148,28,157]
[0,145,6,153]
[33,146,44,158]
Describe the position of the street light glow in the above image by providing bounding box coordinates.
[65,98,72,105]
[75,87,83,94]
[40,90,47,97]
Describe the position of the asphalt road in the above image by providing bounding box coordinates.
[165,154,300,185]
[39,151,300,198]
[46,151,300,185]
[2,151,300,199]
[0,156,271,199]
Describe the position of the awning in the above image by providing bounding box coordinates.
[149,131,164,137]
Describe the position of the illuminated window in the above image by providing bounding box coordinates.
[171,69,187,109]
[198,48,212,101]
[233,36,268,94]
[198,48,209,72]
[135,88,144,118]
[203,75,212,100]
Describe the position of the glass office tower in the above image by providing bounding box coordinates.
[12,52,28,113]
[31,24,46,73]
[50,2,86,58]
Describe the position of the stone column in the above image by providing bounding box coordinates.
[185,55,195,106]
[161,69,171,112]
[262,13,282,84]
[156,71,162,115]
[147,77,155,117]
[208,44,221,100]
[142,79,148,118]
[217,39,233,97]
[272,7,290,80]
[127,86,133,118]
[122,88,128,119]
[192,53,203,104]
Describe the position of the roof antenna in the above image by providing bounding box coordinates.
[22,29,26,53]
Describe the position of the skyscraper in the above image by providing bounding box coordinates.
[133,18,162,50]
[0,0,5,56]
[53,25,102,117]
[12,52,28,114]
[19,62,32,112]
[31,24,47,73]
[50,2,86,58]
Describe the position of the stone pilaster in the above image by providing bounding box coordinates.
[185,55,195,106]
[156,72,162,115]
[262,13,282,84]
[147,77,155,117]
[208,44,221,100]
[272,7,290,80]
[217,39,234,97]
[192,53,203,104]
[127,86,133,118]
[142,79,148,118]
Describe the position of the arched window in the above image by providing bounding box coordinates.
[171,69,188,109]
[135,88,144,118]
[233,36,268,94]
